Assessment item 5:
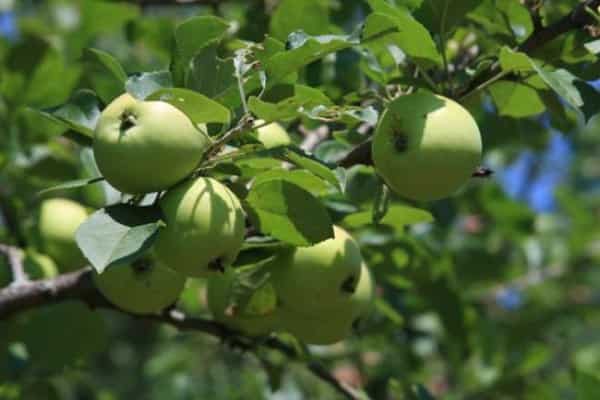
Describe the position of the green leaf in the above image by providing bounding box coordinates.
[530,63,600,122]
[75,204,162,273]
[577,370,600,400]
[498,47,533,72]
[253,169,332,196]
[279,148,341,190]
[82,48,127,104]
[497,49,600,122]
[585,39,600,55]
[415,0,484,35]
[344,205,434,230]
[364,1,442,67]
[186,44,236,98]
[37,177,104,197]
[270,0,330,41]
[216,32,362,109]
[126,71,173,100]
[171,16,230,87]
[147,88,231,125]
[248,84,333,121]
[468,0,533,41]
[266,31,359,86]
[488,81,546,117]
[245,180,334,246]
[35,89,102,139]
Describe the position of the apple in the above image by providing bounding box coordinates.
[372,91,482,201]
[24,249,58,280]
[93,259,186,315]
[206,267,279,336]
[269,225,363,317]
[278,263,375,345]
[38,198,88,271]
[93,93,211,194]
[154,177,245,277]
[253,119,292,148]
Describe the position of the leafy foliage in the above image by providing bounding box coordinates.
[1,0,600,399]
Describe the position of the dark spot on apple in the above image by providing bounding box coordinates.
[132,258,152,273]
[119,110,137,133]
[341,275,357,294]
[208,257,225,273]
[393,131,408,153]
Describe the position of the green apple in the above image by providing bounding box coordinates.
[278,263,375,345]
[253,119,292,148]
[206,267,279,336]
[24,249,58,280]
[154,177,246,277]
[93,259,186,315]
[178,278,207,315]
[372,91,482,201]
[269,226,363,317]
[21,301,107,371]
[38,198,88,271]
[93,93,211,194]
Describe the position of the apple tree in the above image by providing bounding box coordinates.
[2,0,600,398]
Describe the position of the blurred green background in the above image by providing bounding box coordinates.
[2,0,600,399]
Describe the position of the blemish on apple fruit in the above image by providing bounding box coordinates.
[341,275,357,294]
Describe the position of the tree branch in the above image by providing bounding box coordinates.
[457,0,600,98]
[519,0,600,54]
[337,139,373,168]
[0,258,361,400]
[0,244,28,286]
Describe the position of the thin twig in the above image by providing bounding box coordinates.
[457,0,600,99]
[0,244,28,285]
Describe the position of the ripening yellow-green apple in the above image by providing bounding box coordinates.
[253,119,292,148]
[154,177,246,277]
[269,225,363,317]
[372,91,482,201]
[93,93,211,194]
[24,249,58,280]
[93,259,185,315]
[206,267,279,336]
[38,198,88,271]
[278,263,375,345]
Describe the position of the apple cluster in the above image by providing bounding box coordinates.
[18,93,373,345]
[24,89,483,345]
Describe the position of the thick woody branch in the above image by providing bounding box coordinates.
[0,257,360,400]
[518,0,600,54]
